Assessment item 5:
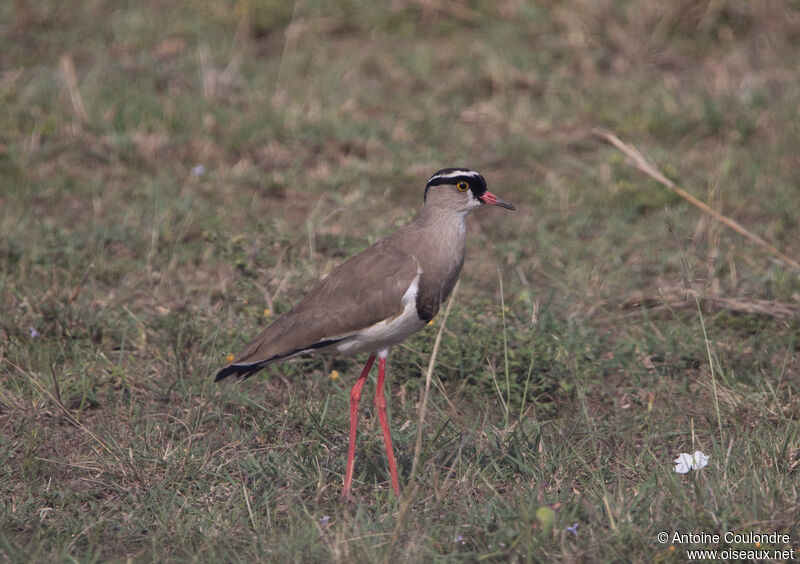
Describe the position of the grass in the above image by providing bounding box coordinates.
[2,0,800,561]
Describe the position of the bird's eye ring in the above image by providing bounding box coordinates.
[456,181,469,192]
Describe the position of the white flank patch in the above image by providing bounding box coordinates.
[333,262,426,356]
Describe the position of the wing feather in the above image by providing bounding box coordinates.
[216,238,419,380]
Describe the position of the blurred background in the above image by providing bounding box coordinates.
[2,1,799,561]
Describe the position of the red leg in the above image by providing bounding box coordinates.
[342,354,376,499]
[375,352,400,496]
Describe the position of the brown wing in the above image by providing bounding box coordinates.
[216,238,419,380]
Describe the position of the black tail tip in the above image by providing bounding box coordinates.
[214,363,263,382]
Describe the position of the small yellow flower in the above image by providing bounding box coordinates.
[225,353,235,363]
[428,319,435,325]
[755,542,761,548]
[329,370,339,381]
[263,308,272,317]
[668,546,676,553]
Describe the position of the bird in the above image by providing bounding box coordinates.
[215,168,515,498]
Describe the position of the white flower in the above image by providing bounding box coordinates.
[674,450,709,473]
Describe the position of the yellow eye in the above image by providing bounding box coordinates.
[456,181,469,192]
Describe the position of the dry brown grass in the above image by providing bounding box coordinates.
[2,0,799,561]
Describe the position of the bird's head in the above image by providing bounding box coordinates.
[424,168,515,214]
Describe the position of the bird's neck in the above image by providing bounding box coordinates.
[405,205,468,320]
[413,205,468,256]
[415,203,470,229]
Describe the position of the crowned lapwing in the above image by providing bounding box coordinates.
[215,168,515,498]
